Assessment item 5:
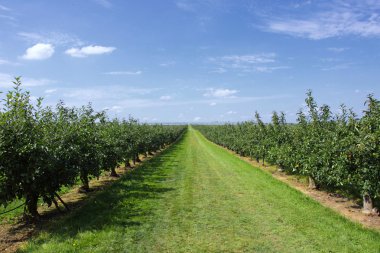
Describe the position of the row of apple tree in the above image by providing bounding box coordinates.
[196,91,380,213]
[0,78,185,219]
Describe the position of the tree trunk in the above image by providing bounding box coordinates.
[362,193,373,214]
[79,174,90,193]
[24,192,40,221]
[110,167,119,177]
[55,192,70,211]
[135,154,142,162]
[256,157,259,163]
[308,176,317,189]
[125,160,131,168]
[262,155,265,166]
[52,198,63,213]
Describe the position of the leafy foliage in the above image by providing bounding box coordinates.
[196,91,380,209]
[0,78,185,219]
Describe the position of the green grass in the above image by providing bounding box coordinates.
[19,127,380,252]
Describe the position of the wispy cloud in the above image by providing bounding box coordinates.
[18,32,84,47]
[210,67,226,73]
[160,95,172,100]
[44,88,57,94]
[218,54,276,64]
[327,47,349,53]
[159,61,176,67]
[23,78,56,87]
[65,45,116,58]
[209,53,288,73]
[104,70,142,75]
[321,62,353,71]
[255,66,290,73]
[0,73,55,88]
[0,4,10,11]
[203,88,238,98]
[176,1,195,12]
[96,93,292,110]
[0,59,10,64]
[93,0,112,8]
[0,14,15,20]
[264,1,380,39]
[21,43,55,60]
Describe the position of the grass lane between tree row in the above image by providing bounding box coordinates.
[20,127,380,252]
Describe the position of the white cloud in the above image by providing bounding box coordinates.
[21,43,54,60]
[65,45,116,58]
[209,102,217,106]
[203,88,238,98]
[160,95,172,100]
[226,110,237,115]
[104,70,142,75]
[193,116,201,122]
[265,1,380,39]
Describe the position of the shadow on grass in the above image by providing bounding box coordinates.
[21,136,186,246]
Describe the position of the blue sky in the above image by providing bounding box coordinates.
[0,0,379,123]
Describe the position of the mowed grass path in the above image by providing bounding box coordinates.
[21,127,380,252]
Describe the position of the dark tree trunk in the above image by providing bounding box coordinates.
[52,198,63,213]
[256,157,259,163]
[24,192,40,221]
[110,167,119,177]
[135,154,142,162]
[79,174,90,193]
[125,160,131,168]
[55,193,70,211]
